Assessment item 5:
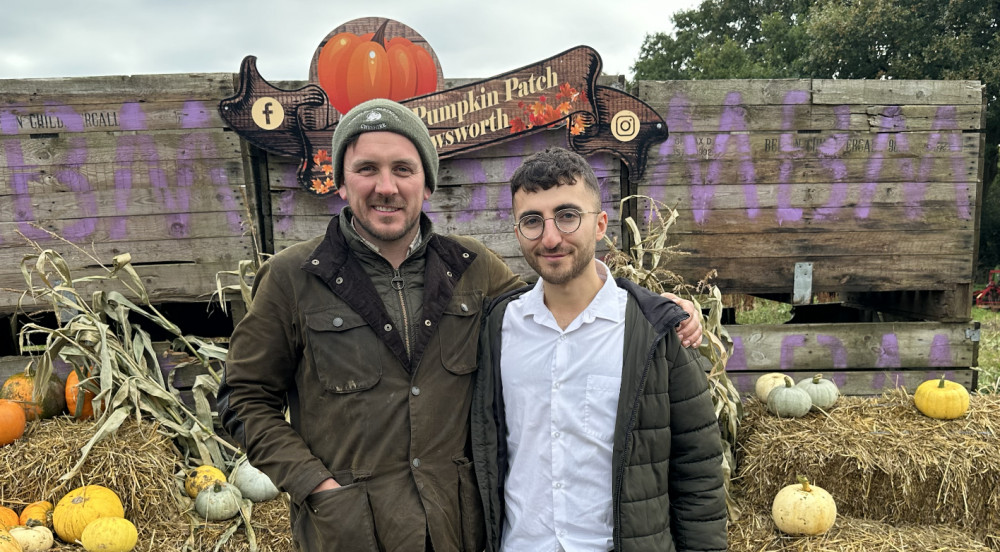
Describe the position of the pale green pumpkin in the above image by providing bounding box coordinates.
[767,377,812,418]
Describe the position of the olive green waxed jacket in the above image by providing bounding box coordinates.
[219,210,521,552]
[471,278,728,552]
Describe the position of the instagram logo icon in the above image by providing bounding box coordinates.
[611,110,639,142]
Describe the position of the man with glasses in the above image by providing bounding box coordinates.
[471,147,727,552]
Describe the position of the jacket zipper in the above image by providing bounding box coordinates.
[391,268,412,357]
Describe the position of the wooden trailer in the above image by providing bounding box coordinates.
[0,74,986,397]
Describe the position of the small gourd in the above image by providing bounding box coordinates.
[8,525,54,552]
[914,375,970,419]
[0,507,17,530]
[754,372,787,403]
[766,377,812,418]
[52,485,124,544]
[796,373,840,411]
[18,502,52,529]
[0,530,22,552]
[185,465,227,499]
[79,517,137,552]
[194,482,243,521]
[230,459,280,502]
[772,475,837,535]
[64,370,96,420]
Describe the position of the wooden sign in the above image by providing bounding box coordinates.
[219,17,667,195]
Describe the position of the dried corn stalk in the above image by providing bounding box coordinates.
[17,243,255,550]
[604,195,744,519]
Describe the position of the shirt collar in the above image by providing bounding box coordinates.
[521,259,623,326]
[344,207,423,258]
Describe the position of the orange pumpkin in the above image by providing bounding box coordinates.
[316,20,437,114]
[0,400,26,447]
[0,364,66,421]
[19,500,53,529]
[0,506,17,529]
[65,370,95,420]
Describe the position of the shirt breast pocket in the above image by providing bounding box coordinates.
[303,308,382,393]
[437,292,483,375]
[583,374,621,441]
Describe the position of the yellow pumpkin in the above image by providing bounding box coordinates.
[18,501,53,529]
[79,517,137,552]
[771,475,837,536]
[8,525,53,552]
[52,485,124,544]
[0,530,22,552]
[754,372,787,403]
[0,508,17,530]
[914,375,970,420]
[185,465,227,499]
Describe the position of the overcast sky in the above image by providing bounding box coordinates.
[1,0,699,82]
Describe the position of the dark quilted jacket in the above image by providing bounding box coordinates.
[471,278,728,551]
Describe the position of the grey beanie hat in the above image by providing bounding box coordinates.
[331,98,439,192]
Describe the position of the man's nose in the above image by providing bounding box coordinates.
[539,218,563,248]
[373,169,397,194]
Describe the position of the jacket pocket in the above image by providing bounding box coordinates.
[292,482,380,552]
[438,292,483,375]
[454,456,486,552]
[303,307,382,393]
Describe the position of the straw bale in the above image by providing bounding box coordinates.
[735,390,1000,548]
[0,417,293,551]
[730,511,994,551]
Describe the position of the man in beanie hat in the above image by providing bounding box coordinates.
[219,98,702,552]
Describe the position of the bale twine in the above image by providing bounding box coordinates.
[735,389,1000,548]
[0,417,292,552]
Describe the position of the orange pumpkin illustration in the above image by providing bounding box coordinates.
[316,20,437,114]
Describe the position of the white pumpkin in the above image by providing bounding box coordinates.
[754,372,787,403]
[230,459,280,502]
[195,482,244,521]
[9,525,55,552]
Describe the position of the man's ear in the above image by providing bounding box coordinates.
[338,185,348,200]
[595,210,608,242]
[423,186,432,201]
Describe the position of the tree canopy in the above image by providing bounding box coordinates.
[634,0,999,272]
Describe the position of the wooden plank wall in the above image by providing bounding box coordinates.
[0,74,255,315]
[724,320,979,396]
[262,131,621,279]
[636,79,985,321]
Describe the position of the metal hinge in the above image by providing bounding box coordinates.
[966,328,981,342]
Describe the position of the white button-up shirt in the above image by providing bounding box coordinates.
[500,261,626,552]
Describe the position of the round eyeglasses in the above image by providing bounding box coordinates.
[515,208,601,240]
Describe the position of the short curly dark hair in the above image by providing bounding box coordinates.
[510,147,601,204]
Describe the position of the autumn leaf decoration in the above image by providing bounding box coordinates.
[509,82,589,135]
[310,149,335,194]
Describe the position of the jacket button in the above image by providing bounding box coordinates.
[311,259,320,265]
[462,253,470,259]
[411,386,421,396]
[460,303,468,312]
[411,458,421,468]
[424,319,432,327]
[446,271,453,277]
[333,317,343,327]
[384,324,392,332]
[335,277,344,285]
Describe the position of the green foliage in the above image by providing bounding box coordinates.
[734,297,793,325]
[971,307,1000,392]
